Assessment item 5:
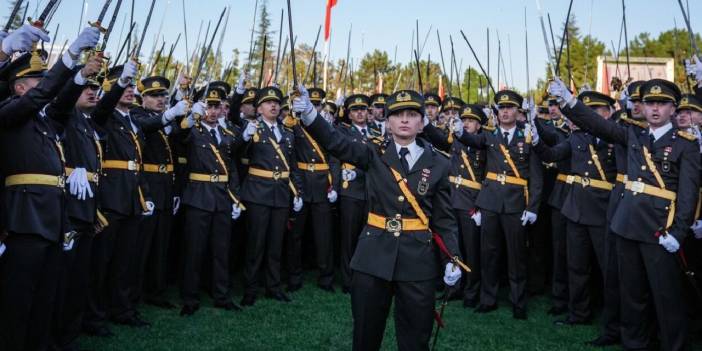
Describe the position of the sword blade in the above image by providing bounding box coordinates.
[4,0,25,31]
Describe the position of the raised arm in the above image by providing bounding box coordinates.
[562,101,627,145]
[533,138,572,163]
[527,148,544,214]
[422,122,452,152]
[535,118,565,146]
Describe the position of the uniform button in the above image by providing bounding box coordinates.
[641,166,646,171]
[503,160,508,163]
[398,196,405,202]
[587,161,593,165]
[460,165,464,168]
[637,177,642,181]
[275,155,279,159]
[584,172,589,176]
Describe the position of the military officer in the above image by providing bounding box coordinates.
[131,76,187,308]
[0,25,100,350]
[293,86,462,351]
[285,87,339,293]
[337,93,373,294]
[451,90,543,320]
[549,77,700,351]
[239,86,303,306]
[175,86,243,316]
[423,104,488,308]
[533,91,618,326]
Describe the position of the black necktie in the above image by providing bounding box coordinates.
[503,131,510,144]
[210,129,219,145]
[649,133,656,148]
[399,147,410,173]
[361,128,367,137]
[270,125,279,141]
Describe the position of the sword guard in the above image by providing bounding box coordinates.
[89,21,108,33]
[27,18,48,33]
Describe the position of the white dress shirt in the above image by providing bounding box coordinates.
[202,123,221,144]
[649,122,673,142]
[395,140,424,170]
[499,126,517,144]
[262,119,282,142]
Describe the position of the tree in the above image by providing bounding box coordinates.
[249,0,275,87]
[627,29,702,91]
[4,0,26,30]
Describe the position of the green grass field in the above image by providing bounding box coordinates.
[79,273,702,351]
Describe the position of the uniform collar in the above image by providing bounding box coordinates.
[649,122,673,142]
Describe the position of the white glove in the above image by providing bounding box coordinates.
[235,73,247,94]
[68,27,101,56]
[341,169,357,182]
[242,120,258,142]
[173,196,181,215]
[164,100,189,122]
[471,210,482,226]
[520,211,537,226]
[0,242,5,257]
[691,220,702,239]
[293,196,303,212]
[119,59,138,87]
[452,117,464,138]
[423,115,430,127]
[143,201,155,216]
[67,168,94,201]
[1,24,51,55]
[548,78,575,108]
[685,56,702,82]
[191,101,206,118]
[292,84,317,125]
[658,233,680,253]
[231,204,242,220]
[327,190,338,203]
[63,231,77,252]
[443,262,462,286]
[529,116,540,146]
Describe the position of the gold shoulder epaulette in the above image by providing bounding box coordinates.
[620,115,648,129]
[677,130,697,142]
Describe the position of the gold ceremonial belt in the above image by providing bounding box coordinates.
[189,173,229,183]
[564,175,613,191]
[449,176,482,190]
[65,167,100,183]
[367,212,429,237]
[625,180,676,201]
[248,167,290,180]
[485,172,528,186]
[297,162,330,172]
[556,173,569,183]
[102,160,140,171]
[616,173,628,184]
[5,174,65,188]
[143,163,174,174]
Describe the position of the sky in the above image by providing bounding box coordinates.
[35,0,702,91]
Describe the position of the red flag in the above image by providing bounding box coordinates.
[602,65,610,96]
[324,0,338,42]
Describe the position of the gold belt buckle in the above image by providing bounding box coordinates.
[386,214,402,237]
[454,175,462,187]
[566,175,575,184]
[581,177,590,187]
[307,163,315,172]
[210,174,220,182]
[158,164,168,173]
[272,171,281,180]
[496,173,507,185]
[127,160,137,171]
[57,175,66,188]
[631,181,645,193]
